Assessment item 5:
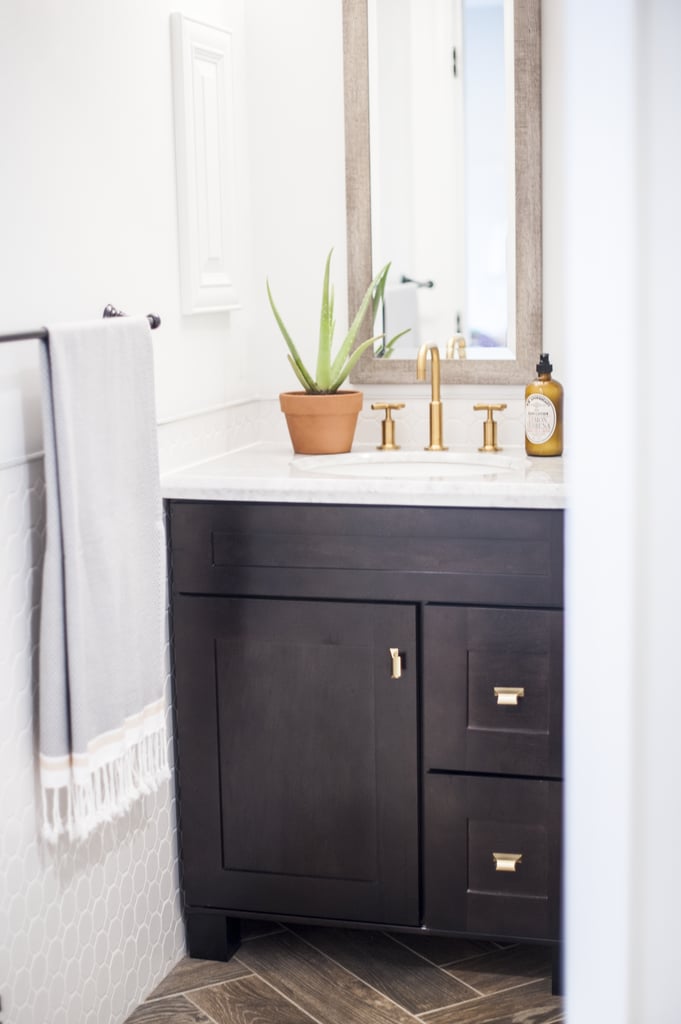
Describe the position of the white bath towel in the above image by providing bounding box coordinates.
[383,282,421,352]
[38,317,169,843]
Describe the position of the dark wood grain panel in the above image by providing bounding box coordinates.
[234,931,420,1024]
[147,956,251,1000]
[174,596,418,925]
[290,926,478,1014]
[169,501,564,608]
[189,976,314,1024]
[123,995,210,1024]
[421,977,563,1024]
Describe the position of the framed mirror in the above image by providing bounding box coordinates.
[343,0,541,385]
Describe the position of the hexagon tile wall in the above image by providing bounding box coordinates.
[0,459,184,1024]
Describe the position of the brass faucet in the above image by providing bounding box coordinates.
[446,334,467,359]
[416,343,447,451]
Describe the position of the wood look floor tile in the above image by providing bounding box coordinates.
[291,926,479,1014]
[235,930,420,1024]
[420,978,563,1024]
[124,994,211,1023]
[189,975,314,1023]
[444,945,554,996]
[146,956,252,1000]
[387,933,499,966]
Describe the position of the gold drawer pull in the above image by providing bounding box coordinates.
[493,852,523,872]
[389,648,402,679]
[494,686,525,706]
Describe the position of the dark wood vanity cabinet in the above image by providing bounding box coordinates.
[168,500,564,962]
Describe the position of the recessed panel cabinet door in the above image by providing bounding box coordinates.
[173,595,419,926]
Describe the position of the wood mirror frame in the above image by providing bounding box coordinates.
[343,0,542,385]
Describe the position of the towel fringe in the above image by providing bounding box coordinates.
[41,722,170,844]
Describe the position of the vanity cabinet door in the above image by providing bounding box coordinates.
[423,606,563,778]
[173,594,419,927]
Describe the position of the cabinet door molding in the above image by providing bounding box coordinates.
[173,595,419,927]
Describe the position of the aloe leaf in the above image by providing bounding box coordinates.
[377,327,411,358]
[329,263,390,382]
[267,280,315,389]
[327,334,383,392]
[316,250,335,389]
[287,354,318,391]
[371,262,391,330]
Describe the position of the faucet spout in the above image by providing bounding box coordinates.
[416,343,447,451]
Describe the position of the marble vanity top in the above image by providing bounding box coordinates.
[161,442,566,509]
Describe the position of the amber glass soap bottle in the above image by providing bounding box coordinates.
[525,353,563,456]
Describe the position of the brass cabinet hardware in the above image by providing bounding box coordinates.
[473,402,507,452]
[371,402,405,450]
[494,686,525,706]
[389,648,402,679]
[493,852,523,872]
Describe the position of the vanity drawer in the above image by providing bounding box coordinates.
[423,606,563,778]
[168,501,563,607]
[423,774,562,941]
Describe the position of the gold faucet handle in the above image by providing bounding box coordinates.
[371,402,405,451]
[473,402,507,452]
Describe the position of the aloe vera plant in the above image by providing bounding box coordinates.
[267,249,405,394]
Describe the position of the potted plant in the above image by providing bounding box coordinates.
[267,249,400,454]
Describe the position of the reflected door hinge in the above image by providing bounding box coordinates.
[452,46,458,77]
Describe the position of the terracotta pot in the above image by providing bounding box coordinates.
[279,390,363,455]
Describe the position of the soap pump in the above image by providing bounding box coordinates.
[525,353,563,456]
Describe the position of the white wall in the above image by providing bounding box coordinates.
[244,0,349,400]
[0,0,254,468]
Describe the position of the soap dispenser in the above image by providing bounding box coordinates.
[525,353,563,456]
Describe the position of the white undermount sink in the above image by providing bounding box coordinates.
[291,450,532,481]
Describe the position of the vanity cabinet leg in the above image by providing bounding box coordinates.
[185,911,241,961]
[551,942,563,996]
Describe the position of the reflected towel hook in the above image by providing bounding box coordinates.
[103,305,161,330]
[400,274,434,289]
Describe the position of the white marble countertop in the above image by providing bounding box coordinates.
[161,442,566,509]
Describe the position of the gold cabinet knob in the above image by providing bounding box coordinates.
[473,403,507,452]
[372,402,405,451]
[389,648,403,679]
[494,686,525,706]
[493,852,523,873]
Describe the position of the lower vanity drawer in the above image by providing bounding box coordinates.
[423,774,562,941]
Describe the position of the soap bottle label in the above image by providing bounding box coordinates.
[525,393,557,445]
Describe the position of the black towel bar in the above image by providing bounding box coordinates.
[0,306,161,344]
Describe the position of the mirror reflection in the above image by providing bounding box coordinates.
[344,0,541,386]
[370,0,515,360]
